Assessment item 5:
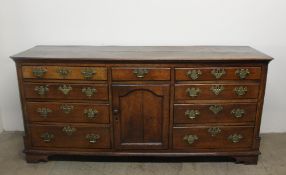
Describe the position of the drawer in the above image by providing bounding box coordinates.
[174,103,257,124]
[111,67,170,80]
[30,124,111,149]
[24,83,108,100]
[175,67,261,81]
[175,83,259,100]
[173,126,254,149]
[26,102,109,123]
[22,66,107,80]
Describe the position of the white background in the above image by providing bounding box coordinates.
[0,0,285,133]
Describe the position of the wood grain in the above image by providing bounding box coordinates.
[22,66,107,80]
[11,46,273,61]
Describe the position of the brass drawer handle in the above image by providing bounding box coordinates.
[60,104,74,114]
[209,105,223,114]
[186,87,201,98]
[210,85,224,95]
[208,127,221,136]
[82,87,97,97]
[41,132,54,142]
[231,108,245,118]
[236,68,250,79]
[185,109,200,120]
[62,125,77,136]
[183,134,199,145]
[37,108,52,118]
[187,70,202,80]
[84,108,98,119]
[57,67,71,78]
[211,68,225,79]
[32,67,47,78]
[34,85,49,96]
[234,86,248,96]
[81,68,96,80]
[86,133,100,143]
[58,84,72,95]
[133,68,149,78]
[228,134,243,143]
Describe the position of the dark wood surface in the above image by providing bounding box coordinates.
[11,46,272,61]
[172,126,254,149]
[26,102,110,123]
[24,83,109,100]
[22,66,107,80]
[173,103,257,124]
[112,67,170,81]
[11,46,272,164]
[112,85,170,150]
[175,67,261,81]
[29,124,111,148]
[175,84,260,100]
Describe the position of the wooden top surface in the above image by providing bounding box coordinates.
[11,45,273,61]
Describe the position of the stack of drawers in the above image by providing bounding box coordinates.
[22,65,111,149]
[12,45,271,164]
[173,66,261,150]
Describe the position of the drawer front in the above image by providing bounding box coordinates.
[22,66,107,80]
[175,84,259,100]
[24,83,108,100]
[174,103,257,124]
[175,67,261,81]
[26,102,109,123]
[30,124,111,148]
[173,126,254,149]
[111,67,170,80]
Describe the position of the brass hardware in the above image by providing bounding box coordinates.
[231,108,245,118]
[58,84,72,95]
[57,67,71,78]
[228,134,243,143]
[133,68,149,78]
[34,85,49,96]
[210,85,224,95]
[84,108,98,119]
[235,68,250,79]
[32,67,47,78]
[185,109,200,120]
[234,86,248,96]
[41,132,54,142]
[186,87,201,98]
[37,108,52,118]
[209,105,223,114]
[187,70,202,80]
[86,133,100,143]
[208,127,221,136]
[81,68,96,79]
[62,125,77,136]
[183,134,199,145]
[82,87,97,97]
[211,68,226,79]
[60,104,74,114]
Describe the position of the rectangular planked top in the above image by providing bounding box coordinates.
[11,45,273,61]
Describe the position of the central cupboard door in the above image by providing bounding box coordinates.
[112,85,170,149]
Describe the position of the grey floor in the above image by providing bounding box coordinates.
[0,132,285,175]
